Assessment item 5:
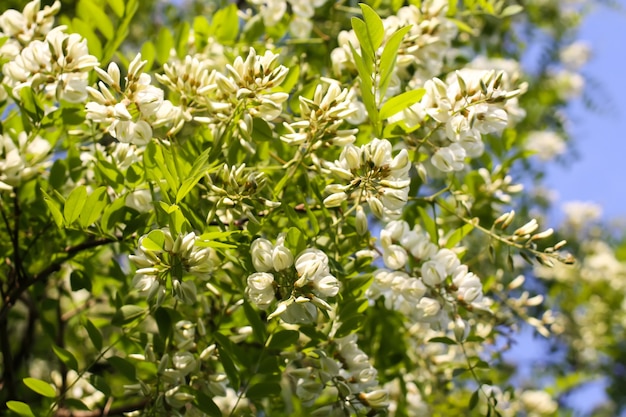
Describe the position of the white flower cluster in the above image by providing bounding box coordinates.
[398,68,527,173]
[525,130,566,161]
[287,333,387,415]
[156,54,227,124]
[125,321,236,416]
[0,0,60,60]
[2,24,98,103]
[281,79,358,149]
[206,164,278,225]
[130,229,213,305]
[332,0,457,88]
[323,138,410,221]
[0,132,51,191]
[248,0,327,38]
[86,54,182,145]
[368,221,491,327]
[247,235,339,323]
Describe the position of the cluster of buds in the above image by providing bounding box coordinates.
[0,132,51,191]
[206,163,278,225]
[219,47,289,122]
[3,24,99,103]
[246,235,340,323]
[323,138,410,221]
[247,0,327,38]
[125,321,232,415]
[368,221,491,328]
[286,332,387,415]
[156,55,221,124]
[129,228,213,305]
[0,0,60,60]
[86,54,183,145]
[331,1,457,90]
[281,79,358,149]
[395,68,527,173]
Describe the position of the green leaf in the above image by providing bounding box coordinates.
[349,43,377,126]
[85,319,103,351]
[267,330,299,350]
[193,390,222,417]
[448,18,476,35]
[246,382,281,400]
[90,374,111,397]
[112,305,146,326]
[62,398,90,411]
[18,87,44,122]
[379,88,426,120]
[107,0,125,17]
[79,187,109,228]
[215,333,241,389]
[359,3,385,52]
[101,0,138,63]
[6,401,36,417]
[175,21,191,59]
[351,17,375,63]
[64,185,88,225]
[71,18,103,60]
[41,189,64,228]
[23,377,56,398]
[52,345,79,370]
[335,315,364,338]
[140,41,156,71]
[176,147,213,203]
[107,356,137,380]
[418,206,438,243]
[252,118,274,142]
[141,229,166,251]
[379,25,412,99]
[469,389,479,410]
[211,4,239,43]
[243,302,267,342]
[445,222,474,249]
[100,194,127,233]
[500,4,524,17]
[155,27,174,65]
[427,336,457,345]
[77,0,114,40]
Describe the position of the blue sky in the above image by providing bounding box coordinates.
[545,1,626,222]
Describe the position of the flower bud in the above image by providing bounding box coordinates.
[355,206,368,236]
[323,192,347,208]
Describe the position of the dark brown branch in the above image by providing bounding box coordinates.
[0,236,122,322]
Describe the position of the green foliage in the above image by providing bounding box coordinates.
[0,0,616,416]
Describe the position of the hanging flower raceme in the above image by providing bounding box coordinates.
[0,0,61,60]
[0,131,51,191]
[367,220,492,328]
[85,54,183,145]
[205,163,280,225]
[246,235,339,323]
[391,67,527,173]
[323,138,410,222]
[129,228,214,305]
[281,78,358,149]
[2,24,98,103]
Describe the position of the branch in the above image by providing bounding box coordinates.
[0,236,122,322]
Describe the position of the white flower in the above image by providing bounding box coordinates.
[431,143,466,172]
[559,41,591,70]
[251,238,274,272]
[421,260,446,286]
[295,249,329,282]
[525,131,566,161]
